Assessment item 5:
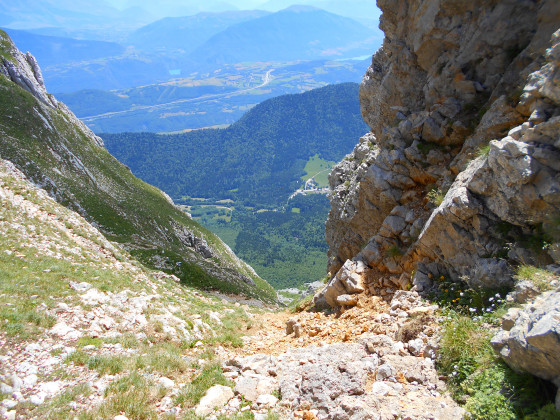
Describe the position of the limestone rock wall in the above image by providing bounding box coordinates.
[322,0,560,305]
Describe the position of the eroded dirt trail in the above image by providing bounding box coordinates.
[219,292,465,419]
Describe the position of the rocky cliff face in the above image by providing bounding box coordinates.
[0,29,276,302]
[320,0,560,410]
[322,0,560,301]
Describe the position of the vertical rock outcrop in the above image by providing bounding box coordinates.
[0,30,105,148]
[321,0,560,302]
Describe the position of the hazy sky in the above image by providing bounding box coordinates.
[1,0,381,33]
[104,0,381,22]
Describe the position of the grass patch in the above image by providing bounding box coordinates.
[436,283,557,418]
[0,304,56,339]
[136,346,189,376]
[301,154,335,188]
[65,350,90,366]
[76,337,104,348]
[88,354,128,375]
[80,373,161,420]
[515,265,556,292]
[175,363,233,407]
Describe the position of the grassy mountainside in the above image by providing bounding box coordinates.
[0,29,276,302]
[103,82,367,207]
[0,157,270,419]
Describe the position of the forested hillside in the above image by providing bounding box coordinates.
[102,83,368,288]
[102,83,367,207]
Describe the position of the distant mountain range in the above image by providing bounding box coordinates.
[3,7,380,93]
[260,0,381,23]
[187,6,377,66]
[127,10,270,53]
[2,28,125,67]
[0,0,153,32]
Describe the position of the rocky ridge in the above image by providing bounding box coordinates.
[324,0,560,289]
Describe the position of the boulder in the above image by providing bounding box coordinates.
[195,385,233,417]
[314,260,367,308]
[491,289,560,388]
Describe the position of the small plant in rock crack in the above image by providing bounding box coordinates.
[385,244,403,258]
[427,187,445,206]
[477,144,490,158]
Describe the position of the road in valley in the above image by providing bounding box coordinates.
[80,69,274,122]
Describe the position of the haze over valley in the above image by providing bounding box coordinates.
[2,2,382,133]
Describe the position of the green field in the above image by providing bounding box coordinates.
[184,194,330,289]
[301,154,335,188]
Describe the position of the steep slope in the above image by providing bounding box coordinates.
[315,0,560,414]
[188,6,379,66]
[0,157,269,418]
[0,29,276,302]
[102,83,368,207]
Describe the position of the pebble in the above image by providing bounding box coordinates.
[29,393,45,405]
[1,400,17,409]
[158,377,175,389]
[23,374,38,387]
[41,381,61,395]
